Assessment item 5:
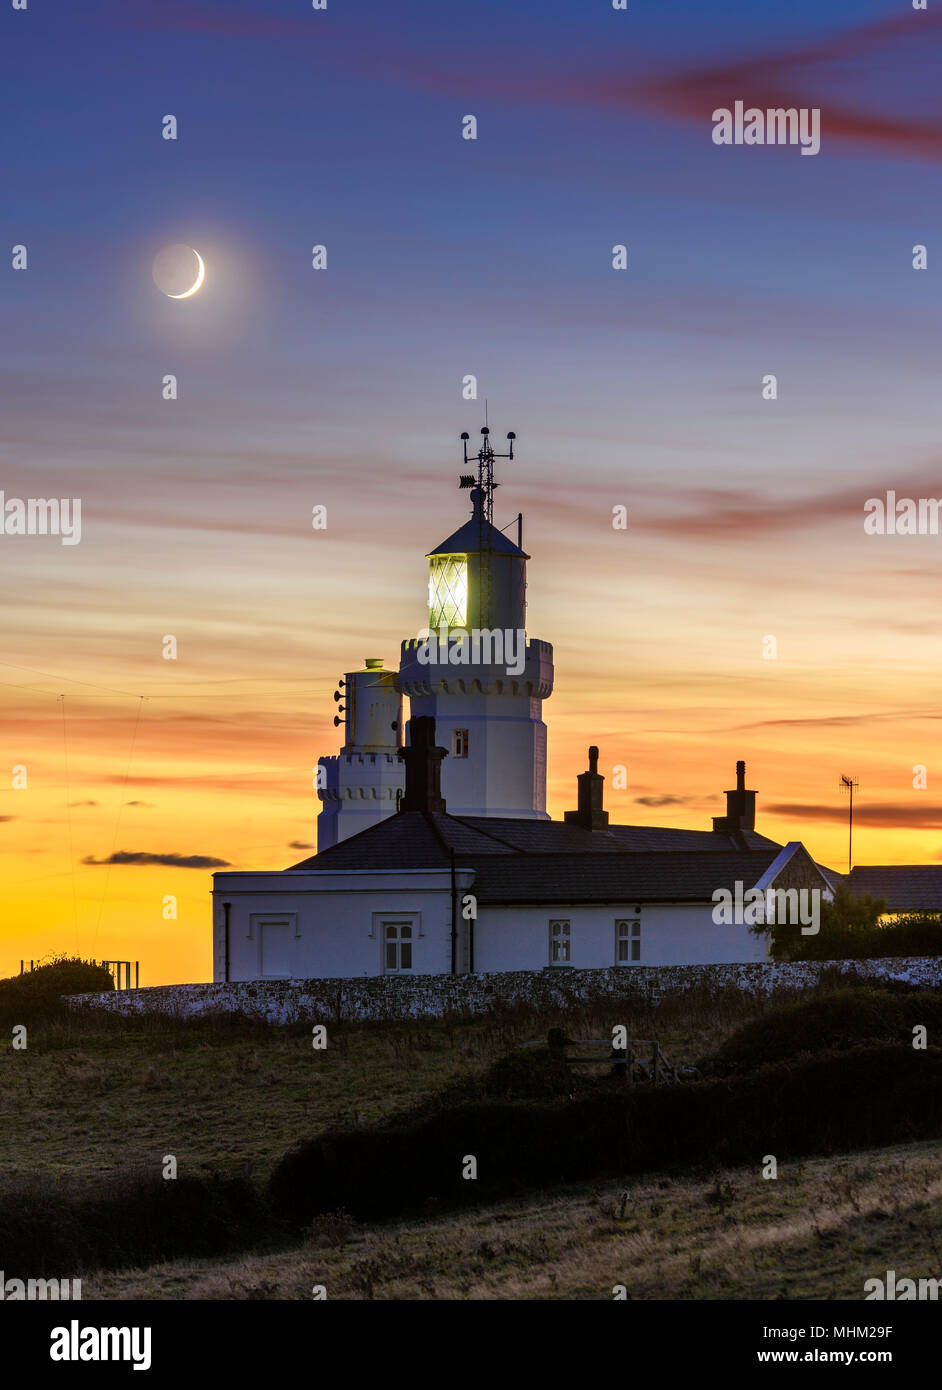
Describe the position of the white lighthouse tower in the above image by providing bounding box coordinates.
[316,657,403,851]
[316,424,553,849]
[399,425,554,820]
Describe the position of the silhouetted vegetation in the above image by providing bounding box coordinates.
[0,1172,275,1275]
[269,1040,942,1226]
[702,986,942,1075]
[0,956,113,1029]
[768,887,942,960]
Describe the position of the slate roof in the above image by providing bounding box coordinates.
[427,517,528,558]
[455,817,781,856]
[461,850,781,905]
[287,811,785,903]
[844,865,942,913]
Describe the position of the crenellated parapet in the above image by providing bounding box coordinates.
[399,637,554,700]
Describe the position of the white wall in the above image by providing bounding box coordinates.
[213,873,767,982]
[474,902,768,972]
[212,868,473,981]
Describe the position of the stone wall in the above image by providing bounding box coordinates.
[64,956,942,1025]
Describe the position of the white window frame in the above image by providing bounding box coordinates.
[370,911,422,939]
[381,918,416,974]
[452,728,469,758]
[615,918,641,964]
[549,918,571,964]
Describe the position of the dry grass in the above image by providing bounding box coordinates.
[85,1139,942,1300]
[0,988,768,1192]
[9,981,933,1301]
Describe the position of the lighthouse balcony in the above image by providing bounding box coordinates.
[398,636,554,699]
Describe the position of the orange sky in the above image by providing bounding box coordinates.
[5,1,942,984]
[4,462,942,985]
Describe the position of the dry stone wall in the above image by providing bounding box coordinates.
[65,957,942,1025]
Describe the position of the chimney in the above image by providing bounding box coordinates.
[712,759,757,834]
[397,716,447,813]
[564,746,609,831]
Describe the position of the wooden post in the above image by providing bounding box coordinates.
[135,961,139,988]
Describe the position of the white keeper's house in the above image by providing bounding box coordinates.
[212,426,834,981]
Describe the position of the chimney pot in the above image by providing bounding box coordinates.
[564,745,609,831]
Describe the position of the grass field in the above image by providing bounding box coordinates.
[87,1140,942,1300]
[4,976,941,1299]
[0,987,762,1190]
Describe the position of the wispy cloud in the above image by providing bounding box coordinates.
[767,803,942,830]
[632,13,942,164]
[81,851,230,869]
[634,794,697,808]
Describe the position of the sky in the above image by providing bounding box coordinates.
[3,0,942,984]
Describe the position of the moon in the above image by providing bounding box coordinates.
[152,244,205,299]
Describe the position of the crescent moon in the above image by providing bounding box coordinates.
[168,250,205,299]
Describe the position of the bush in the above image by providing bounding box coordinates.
[703,987,942,1076]
[480,1046,574,1100]
[768,887,942,961]
[269,1043,942,1226]
[0,956,113,1029]
[0,1171,274,1276]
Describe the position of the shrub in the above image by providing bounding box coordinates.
[0,956,114,1029]
[480,1046,574,1100]
[703,987,942,1076]
[768,887,942,961]
[269,1043,942,1226]
[0,1171,274,1276]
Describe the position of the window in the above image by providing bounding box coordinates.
[616,919,641,964]
[428,556,468,628]
[384,921,413,973]
[549,919,571,964]
[453,728,469,758]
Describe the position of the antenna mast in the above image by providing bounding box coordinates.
[840,775,859,874]
[458,423,517,629]
[458,424,516,526]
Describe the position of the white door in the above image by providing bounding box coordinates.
[259,920,292,978]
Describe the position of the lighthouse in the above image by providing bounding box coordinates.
[316,424,554,848]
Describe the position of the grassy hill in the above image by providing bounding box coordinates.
[0,980,761,1190]
[3,963,942,1299]
[87,1139,942,1300]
